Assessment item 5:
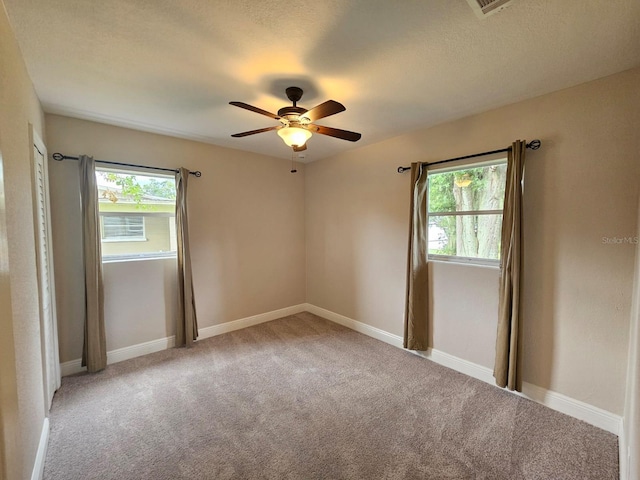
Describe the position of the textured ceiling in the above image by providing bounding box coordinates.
[4,0,640,162]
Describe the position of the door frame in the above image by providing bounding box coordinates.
[29,125,61,411]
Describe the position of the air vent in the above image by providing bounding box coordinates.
[466,0,514,18]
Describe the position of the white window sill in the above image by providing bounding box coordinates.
[428,255,500,269]
[102,237,148,243]
[102,253,177,263]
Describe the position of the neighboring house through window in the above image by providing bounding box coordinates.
[96,168,177,261]
[101,215,145,241]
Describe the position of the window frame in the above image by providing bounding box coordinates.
[427,157,507,267]
[96,167,178,263]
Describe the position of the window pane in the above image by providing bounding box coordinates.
[96,169,177,260]
[102,216,144,239]
[429,214,503,260]
[428,163,507,213]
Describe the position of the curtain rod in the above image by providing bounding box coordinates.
[51,153,202,177]
[396,139,541,173]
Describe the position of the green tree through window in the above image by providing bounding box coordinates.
[100,172,176,206]
[428,162,506,261]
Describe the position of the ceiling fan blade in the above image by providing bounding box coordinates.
[308,124,361,142]
[293,144,307,152]
[229,102,280,120]
[302,100,346,122]
[231,126,280,138]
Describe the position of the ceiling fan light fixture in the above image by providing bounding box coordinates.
[277,126,312,148]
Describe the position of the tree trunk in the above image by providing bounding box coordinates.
[453,183,477,257]
[477,165,506,259]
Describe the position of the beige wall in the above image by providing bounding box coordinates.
[103,258,178,351]
[46,115,306,363]
[0,153,16,480]
[624,199,640,479]
[0,1,47,478]
[306,67,640,415]
[430,262,499,368]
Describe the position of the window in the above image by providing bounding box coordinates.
[428,159,507,265]
[96,168,177,261]
[101,215,145,241]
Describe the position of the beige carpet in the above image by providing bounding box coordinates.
[44,312,618,479]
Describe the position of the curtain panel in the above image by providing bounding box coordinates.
[79,155,107,372]
[494,140,526,390]
[175,167,198,347]
[404,162,429,350]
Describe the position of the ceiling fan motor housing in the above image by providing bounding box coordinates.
[277,106,309,125]
[277,105,306,118]
[279,87,308,123]
[285,86,304,104]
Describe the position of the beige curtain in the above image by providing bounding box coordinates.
[494,140,526,390]
[175,168,198,347]
[404,162,429,350]
[79,155,107,373]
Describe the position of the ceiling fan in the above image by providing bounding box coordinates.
[229,87,361,152]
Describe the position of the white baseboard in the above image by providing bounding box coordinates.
[109,336,176,365]
[305,304,622,436]
[31,417,49,480]
[60,359,83,377]
[60,304,307,376]
[198,304,307,339]
[304,304,404,348]
[411,348,497,385]
[618,419,628,480]
[60,335,176,376]
[518,381,622,436]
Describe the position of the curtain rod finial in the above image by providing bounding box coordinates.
[527,139,541,150]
